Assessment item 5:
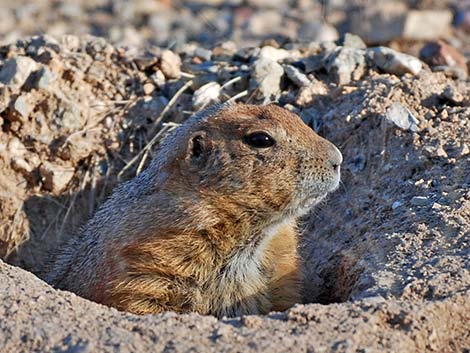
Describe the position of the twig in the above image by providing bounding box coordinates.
[117,124,171,180]
[227,90,248,103]
[149,79,194,135]
[221,76,243,90]
[136,148,151,176]
[117,80,193,179]
[180,72,195,79]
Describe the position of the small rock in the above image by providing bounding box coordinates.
[143,82,155,95]
[134,55,159,71]
[53,99,84,132]
[370,47,422,76]
[35,67,56,89]
[349,154,366,173]
[410,196,430,206]
[7,137,27,157]
[40,161,75,194]
[259,46,289,62]
[194,47,212,62]
[11,157,33,176]
[60,34,81,52]
[349,2,408,43]
[403,10,452,40]
[159,50,181,80]
[126,96,168,128]
[441,85,464,105]
[212,41,237,61]
[295,80,328,106]
[459,143,470,157]
[298,23,339,43]
[454,10,470,32]
[419,40,468,79]
[247,11,282,37]
[385,102,419,132]
[13,95,33,119]
[303,55,324,74]
[250,58,284,99]
[325,47,366,85]
[432,66,467,80]
[58,132,101,163]
[339,33,367,49]
[423,144,448,158]
[247,0,289,8]
[150,70,166,88]
[283,65,310,87]
[192,82,221,110]
[0,56,38,89]
[350,3,452,43]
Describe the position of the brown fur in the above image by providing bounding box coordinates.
[45,103,342,318]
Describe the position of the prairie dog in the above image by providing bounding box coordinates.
[46,103,342,318]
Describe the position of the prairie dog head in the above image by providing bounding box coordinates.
[160,103,342,222]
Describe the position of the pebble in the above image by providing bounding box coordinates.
[432,66,468,81]
[13,95,33,119]
[369,47,422,76]
[295,80,328,106]
[458,143,469,157]
[143,82,155,95]
[339,33,366,49]
[324,47,366,85]
[39,161,75,194]
[250,58,284,99]
[402,10,452,40]
[350,3,452,43]
[410,196,430,207]
[258,46,290,62]
[53,99,84,131]
[385,102,419,132]
[35,67,56,89]
[283,65,310,87]
[419,40,468,79]
[298,23,339,43]
[11,157,33,175]
[192,82,221,110]
[0,56,38,89]
[442,86,464,105]
[194,47,213,62]
[247,11,282,37]
[349,155,366,173]
[7,137,27,157]
[247,0,289,8]
[160,50,182,80]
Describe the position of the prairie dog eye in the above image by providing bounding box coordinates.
[244,132,276,148]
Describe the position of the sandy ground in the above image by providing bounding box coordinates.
[1,261,469,352]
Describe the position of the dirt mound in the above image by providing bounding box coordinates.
[0,35,469,351]
[1,261,469,353]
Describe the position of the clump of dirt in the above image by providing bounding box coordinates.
[0,36,469,352]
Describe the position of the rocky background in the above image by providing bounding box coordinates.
[0,1,469,352]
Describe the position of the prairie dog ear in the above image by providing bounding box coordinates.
[186,131,214,162]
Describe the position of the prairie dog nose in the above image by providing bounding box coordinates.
[326,141,343,172]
